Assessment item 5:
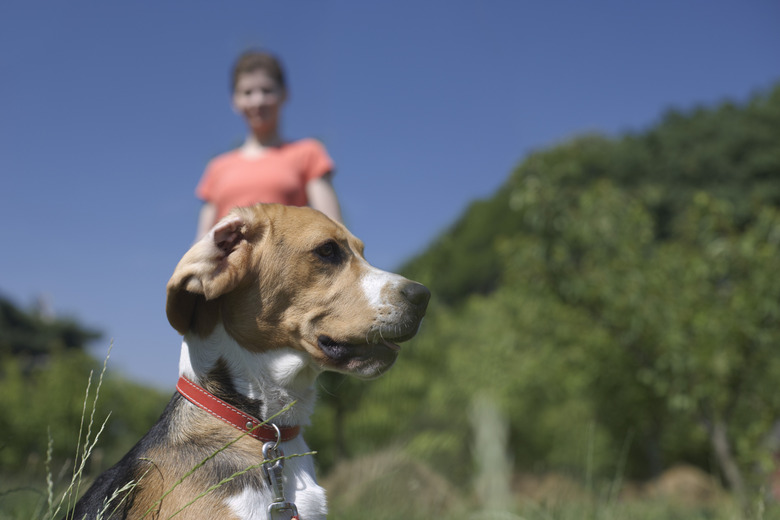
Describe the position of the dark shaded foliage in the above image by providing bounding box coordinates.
[0,294,101,361]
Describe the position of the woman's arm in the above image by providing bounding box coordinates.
[195,202,217,241]
[306,173,343,223]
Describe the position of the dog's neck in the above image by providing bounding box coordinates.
[179,323,321,427]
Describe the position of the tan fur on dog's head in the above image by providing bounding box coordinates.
[167,203,429,378]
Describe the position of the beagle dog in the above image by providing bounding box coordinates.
[70,203,430,519]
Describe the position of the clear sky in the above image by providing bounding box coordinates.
[1,1,778,388]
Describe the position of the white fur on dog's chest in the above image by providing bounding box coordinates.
[179,325,320,426]
[224,437,327,520]
[180,328,327,519]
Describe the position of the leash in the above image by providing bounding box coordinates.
[176,376,301,519]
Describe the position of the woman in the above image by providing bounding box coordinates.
[196,51,342,239]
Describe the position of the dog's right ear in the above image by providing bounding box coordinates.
[166,215,256,335]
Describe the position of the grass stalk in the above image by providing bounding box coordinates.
[140,400,304,519]
[165,451,315,520]
[46,344,113,520]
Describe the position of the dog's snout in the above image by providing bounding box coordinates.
[401,281,431,310]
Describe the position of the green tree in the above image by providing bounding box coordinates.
[0,294,169,475]
[310,84,780,500]
[0,295,100,362]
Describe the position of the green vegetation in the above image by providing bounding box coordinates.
[309,83,780,514]
[2,83,780,518]
[0,296,169,517]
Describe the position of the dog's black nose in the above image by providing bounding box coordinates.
[401,281,431,310]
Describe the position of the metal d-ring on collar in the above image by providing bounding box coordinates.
[269,422,282,450]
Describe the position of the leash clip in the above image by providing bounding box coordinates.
[262,431,299,520]
[267,501,300,520]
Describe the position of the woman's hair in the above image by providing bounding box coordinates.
[230,50,287,92]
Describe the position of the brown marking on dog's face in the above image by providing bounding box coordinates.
[166,203,430,379]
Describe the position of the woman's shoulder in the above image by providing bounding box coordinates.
[284,138,329,155]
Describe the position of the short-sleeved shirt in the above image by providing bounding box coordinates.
[196,138,334,221]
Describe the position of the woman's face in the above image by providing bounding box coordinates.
[232,70,286,136]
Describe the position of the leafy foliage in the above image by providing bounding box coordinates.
[309,83,780,503]
[0,295,100,361]
[0,295,168,476]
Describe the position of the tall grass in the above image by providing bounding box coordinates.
[51,346,113,520]
[3,352,780,520]
[0,348,312,520]
[0,351,112,519]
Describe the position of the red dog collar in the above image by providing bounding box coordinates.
[176,375,300,443]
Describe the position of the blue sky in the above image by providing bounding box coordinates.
[1,1,778,388]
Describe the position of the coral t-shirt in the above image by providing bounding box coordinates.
[196,138,334,221]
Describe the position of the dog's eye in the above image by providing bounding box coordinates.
[314,241,340,262]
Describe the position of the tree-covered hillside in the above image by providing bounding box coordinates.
[402,85,780,304]
[0,295,168,473]
[309,84,780,506]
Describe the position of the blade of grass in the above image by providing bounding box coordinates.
[165,451,316,520]
[140,400,300,519]
[50,344,113,520]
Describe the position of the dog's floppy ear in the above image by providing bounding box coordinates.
[166,214,256,335]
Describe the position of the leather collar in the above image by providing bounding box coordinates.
[176,375,300,443]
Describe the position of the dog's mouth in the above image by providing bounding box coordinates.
[318,327,422,357]
[316,330,420,378]
[318,335,398,358]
